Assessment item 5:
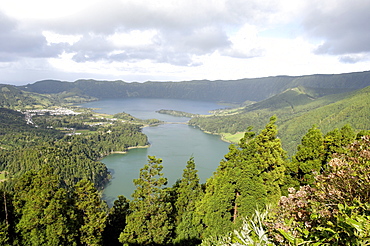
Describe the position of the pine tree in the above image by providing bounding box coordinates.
[323,124,356,163]
[253,115,286,203]
[13,166,78,245]
[197,117,286,238]
[197,129,267,237]
[73,179,107,246]
[0,187,14,245]
[173,157,203,245]
[119,156,173,245]
[103,195,130,246]
[291,125,325,186]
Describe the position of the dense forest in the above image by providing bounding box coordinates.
[0,111,369,245]
[0,70,369,245]
[0,108,149,190]
[189,84,370,155]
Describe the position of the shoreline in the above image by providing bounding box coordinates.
[197,128,235,144]
[109,144,151,155]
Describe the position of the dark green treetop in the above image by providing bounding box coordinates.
[103,195,130,246]
[173,157,203,245]
[73,179,108,246]
[196,116,287,239]
[252,115,286,203]
[119,156,173,245]
[323,124,356,163]
[13,166,78,246]
[291,125,325,186]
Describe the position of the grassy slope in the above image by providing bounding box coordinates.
[194,86,370,155]
[279,86,370,154]
[0,84,96,110]
[0,84,55,109]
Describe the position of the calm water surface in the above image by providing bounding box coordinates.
[80,98,230,205]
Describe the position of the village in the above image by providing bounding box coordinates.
[21,107,81,126]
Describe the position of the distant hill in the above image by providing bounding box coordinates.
[0,83,96,110]
[3,70,370,155]
[18,71,370,103]
[0,84,54,109]
[278,85,370,153]
[189,84,370,155]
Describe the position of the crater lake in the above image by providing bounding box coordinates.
[79,98,230,205]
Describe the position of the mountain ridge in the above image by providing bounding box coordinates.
[18,70,370,104]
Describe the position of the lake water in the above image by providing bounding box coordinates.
[80,98,230,205]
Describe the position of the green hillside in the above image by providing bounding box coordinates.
[189,85,370,155]
[19,70,370,103]
[279,86,370,153]
[0,84,96,110]
[0,71,369,245]
[0,84,54,109]
[5,70,370,155]
[0,108,64,149]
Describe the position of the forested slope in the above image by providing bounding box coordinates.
[0,83,95,110]
[190,85,370,155]
[1,115,369,245]
[0,84,54,109]
[0,108,64,149]
[0,71,369,245]
[19,70,370,103]
[279,86,370,152]
[0,108,149,190]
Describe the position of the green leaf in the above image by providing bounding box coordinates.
[346,218,363,232]
[278,228,296,244]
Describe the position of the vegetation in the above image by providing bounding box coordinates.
[113,111,163,126]
[0,107,149,190]
[172,157,203,245]
[0,109,369,245]
[267,135,370,245]
[195,117,286,239]
[156,109,199,118]
[3,70,370,155]
[0,70,370,244]
[0,84,95,110]
[190,85,370,155]
[19,71,370,103]
[119,156,173,245]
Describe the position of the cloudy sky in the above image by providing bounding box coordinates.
[1,0,369,85]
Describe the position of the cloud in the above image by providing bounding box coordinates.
[59,19,232,66]
[0,11,65,62]
[45,0,279,34]
[339,54,369,64]
[221,24,265,58]
[2,0,370,85]
[35,0,283,66]
[302,0,370,55]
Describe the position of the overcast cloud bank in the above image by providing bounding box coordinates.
[0,0,369,85]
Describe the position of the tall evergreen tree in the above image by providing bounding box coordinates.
[290,125,325,186]
[0,187,15,245]
[73,179,107,246]
[196,116,286,238]
[173,157,203,245]
[119,156,173,245]
[323,124,356,163]
[13,166,78,246]
[253,116,286,203]
[103,195,130,246]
